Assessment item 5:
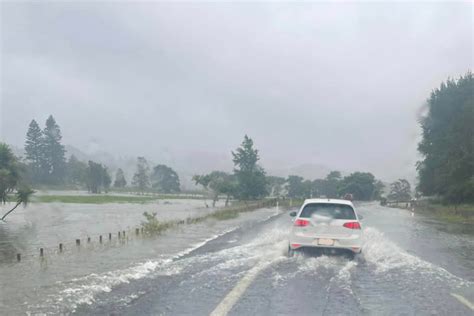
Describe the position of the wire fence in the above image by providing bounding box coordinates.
[9,198,290,264]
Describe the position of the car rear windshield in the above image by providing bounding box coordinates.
[300,203,356,220]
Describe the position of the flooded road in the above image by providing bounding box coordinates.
[1,202,473,315]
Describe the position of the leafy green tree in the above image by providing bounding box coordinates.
[322,171,342,198]
[42,115,66,184]
[192,174,211,189]
[193,171,236,206]
[388,179,411,201]
[303,180,314,198]
[65,155,88,187]
[86,160,110,193]
[102,167,111,192]
[231,135,267,200]
[114,168,127,188]
[286,175,305,198]
[151,164,180,193]
[132,157,150,192]
[326,171,342,181]
[312,179,326,197]
[0,143,21,203]
[86,161,101,193]
[373,180,386,200]
[217,173,237,206]
[338,172,377,201]
[1,187,35,221]
[24,119,44,183]
[0,143,34,220]
[266,176,286,197]
[417,72,474,203]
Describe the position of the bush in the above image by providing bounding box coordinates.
[141,211,174,235]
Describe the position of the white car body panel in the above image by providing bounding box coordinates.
[288,198,363,253]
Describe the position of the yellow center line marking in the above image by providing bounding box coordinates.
[451,293,474,311]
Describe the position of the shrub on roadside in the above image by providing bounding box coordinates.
[141,211,174,235]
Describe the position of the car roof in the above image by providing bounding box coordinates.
[302,198,354,206]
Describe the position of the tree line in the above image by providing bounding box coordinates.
[280,171,385,201]
[192,136,395,205]
[417,71,473,204]
[4,115,182,194]
[67,156,181,194]
[128,157,181,194]
[193,135,267,206]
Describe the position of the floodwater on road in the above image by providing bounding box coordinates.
[0,201,473,315]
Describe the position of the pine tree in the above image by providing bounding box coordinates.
[42,115,66,184]
[24,119,44,183]
[231,135,267,199]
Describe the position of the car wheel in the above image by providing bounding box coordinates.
[342,250,355,260]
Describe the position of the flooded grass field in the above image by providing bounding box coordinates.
[0,193,224,263]
[0,192,278,315]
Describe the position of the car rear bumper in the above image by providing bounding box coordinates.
[289,233,363,253]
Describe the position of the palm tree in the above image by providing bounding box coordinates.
[1,187,34,221]
[0,143,20,203]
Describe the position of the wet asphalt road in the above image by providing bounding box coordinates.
[71,203,474,316]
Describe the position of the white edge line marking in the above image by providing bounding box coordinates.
[210,259,282,316]
[451,293,474,311]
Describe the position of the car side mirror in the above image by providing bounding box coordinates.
[289,211,297,217]
[359,215,364,220]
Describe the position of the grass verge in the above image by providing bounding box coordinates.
[388,201,474,224]
[141,199,286,235]
[415,202,474,224]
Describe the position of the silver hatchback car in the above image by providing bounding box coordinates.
[288,199,363,256]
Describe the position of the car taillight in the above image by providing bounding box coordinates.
[343,222,361,229]
[294,219,309,227]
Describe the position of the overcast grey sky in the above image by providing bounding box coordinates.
[1,1,472,181]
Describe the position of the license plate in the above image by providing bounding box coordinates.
[317,238,334,246]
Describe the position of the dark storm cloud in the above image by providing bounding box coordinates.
[1,1,472,181]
